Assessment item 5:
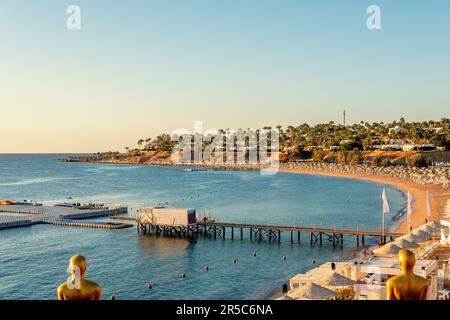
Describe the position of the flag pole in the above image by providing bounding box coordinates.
[381,188,385,243]
[382,202,385,242]
[381,188,390,244]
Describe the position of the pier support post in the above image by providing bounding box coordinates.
[340,234,343,247]
[250,228,253,240]
[278,230,281,243]
[298,231,301,243]
[319,233,323,245]
[290,231,293,243]
[231,227,234,240]
[332,233,336,247]
[362,235,365,245]
[269,229,272,242]
[214,226,217,239]
[310,232,313,246]
[259,229,262,241]
[240,227,243,240]
[356,235,359,247]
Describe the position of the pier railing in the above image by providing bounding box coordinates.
[200,217,390,234]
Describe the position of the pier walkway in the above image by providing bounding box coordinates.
[136,220,404,246]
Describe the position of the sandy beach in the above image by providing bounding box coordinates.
[279,167,449,234]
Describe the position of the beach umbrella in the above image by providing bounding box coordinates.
[400,233,427,243]
[393,238,420,249]
[412,229,431,239]
[373,243,402,256]
[428,221,444,229]
[316,271,356,287]
[419,224,440,235]
[288,283,336,300]
[276,295,294,301]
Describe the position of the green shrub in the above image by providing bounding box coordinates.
[371,156,382,167]
[312,150,327,162]
[348,149,363,165]
[406,154,429,167]
[380,158,393,167]
[336,150,348,164]
[334,288,356,300]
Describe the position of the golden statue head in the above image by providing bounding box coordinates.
[386,248,428,300]
[398,249,415,274]
[69,255,87,277]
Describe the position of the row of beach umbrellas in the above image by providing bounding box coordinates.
[286,267,357,300]
[373,221,446,256]
[443,199,450,220]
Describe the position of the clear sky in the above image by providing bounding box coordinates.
[1,0,449,153]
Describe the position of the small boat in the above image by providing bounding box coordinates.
[0,200,16,206]
[184,168,207,172]
[1,200,42,206]
[18,201,43,206]
[54,202,100,209]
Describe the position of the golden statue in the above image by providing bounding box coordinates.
[57,255,102,300]
[386,249,428,300]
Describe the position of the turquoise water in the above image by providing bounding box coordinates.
[0,154,404,300]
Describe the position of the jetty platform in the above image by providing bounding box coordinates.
[0,204,131,231]
[42,218,132,229]
[136,219,404,246]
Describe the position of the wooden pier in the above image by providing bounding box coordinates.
[137,221,403,246]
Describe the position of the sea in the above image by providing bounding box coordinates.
[0,154,404,300]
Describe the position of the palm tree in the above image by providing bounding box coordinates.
[441,118,449,132]
[137,139,144,150]
[145,138,152,150]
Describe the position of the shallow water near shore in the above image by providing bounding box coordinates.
[0,154,404,299]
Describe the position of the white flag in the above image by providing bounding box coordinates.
[426,190,431,220]
[407,191,413,229]
[382,188,390,214]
